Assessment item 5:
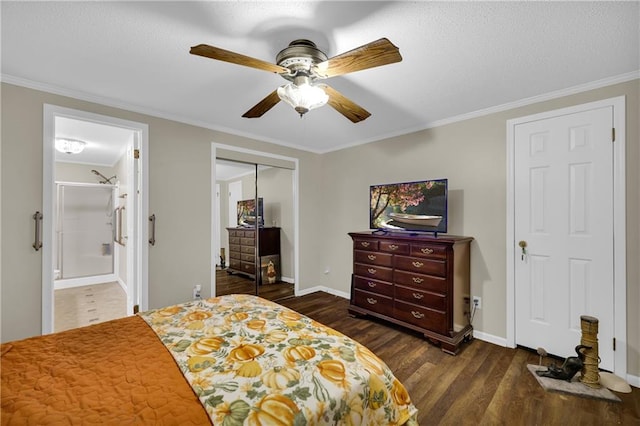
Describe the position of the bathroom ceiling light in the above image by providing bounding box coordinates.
[55,138,86,154]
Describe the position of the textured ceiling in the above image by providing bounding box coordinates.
[2,1,639,154]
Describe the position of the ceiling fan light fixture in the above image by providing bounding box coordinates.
[277,75,328,117]
[55,138,86,154]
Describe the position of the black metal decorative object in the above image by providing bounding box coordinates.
[536,345,591,381]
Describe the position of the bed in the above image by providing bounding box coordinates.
[2,294,418,425]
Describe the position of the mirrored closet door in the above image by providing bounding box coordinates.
[214,158,295,301]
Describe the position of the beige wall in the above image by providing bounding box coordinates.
[318,79,639,376]
[1,80,638,377]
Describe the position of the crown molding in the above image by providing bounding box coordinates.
[3,70,638,155]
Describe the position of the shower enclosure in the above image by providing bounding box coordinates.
[55,182,117,282]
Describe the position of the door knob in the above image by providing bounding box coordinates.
[518,240,527,260]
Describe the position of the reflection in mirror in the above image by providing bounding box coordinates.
[214,159,294,301]
[255,165,294,300]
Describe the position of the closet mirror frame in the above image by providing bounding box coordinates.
[211,143,299,299]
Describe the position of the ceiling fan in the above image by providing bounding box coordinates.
[190,38,402,123]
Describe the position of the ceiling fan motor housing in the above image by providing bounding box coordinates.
[276,39,327,81]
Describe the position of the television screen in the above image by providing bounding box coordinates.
[237,198,264,227]
[370,178,448,234]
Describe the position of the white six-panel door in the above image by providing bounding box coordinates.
[514,106,615,370]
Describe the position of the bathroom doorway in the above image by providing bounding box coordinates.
[43,105,149,334]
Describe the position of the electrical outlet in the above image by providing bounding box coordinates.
[193,284,202,300]
[473,296,482,309]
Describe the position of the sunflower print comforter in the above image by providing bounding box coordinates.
[139,294,418,425]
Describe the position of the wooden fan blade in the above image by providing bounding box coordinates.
[312,38,402,79]
[322,85,371,123]
[242,90,281,118]
[190,44,289,74]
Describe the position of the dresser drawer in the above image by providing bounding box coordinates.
[394,300,447,335]
[354,250,393,267]
[229,259,241,269]
[395,285,446,311]
[229,236,241,245]
[353,239,378,251]
[353,276,394,298]
[241,253,255,262]
[229,244,241,253]
[241,237,255,246]
[354,263,393,282]
[242,230,255,238]
[395,255,446,277]
[394,270,447,293]
[228,229,242,237]
[241,246,256,255]
[380,241,409,254]
[410,243,447,260]
[240,262,255,274]
[354,289,393,317]
[229,251,241,260]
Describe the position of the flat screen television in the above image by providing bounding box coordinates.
[370,178,448,235]
[237,197,264,227]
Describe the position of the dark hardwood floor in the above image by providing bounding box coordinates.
[275,292,639,425]
[215,269,294,301]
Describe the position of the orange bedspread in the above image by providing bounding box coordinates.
[1,315,210,425]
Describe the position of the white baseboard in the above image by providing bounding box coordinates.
[627,374,640,388]
[472,329,508,347]
[296,286,350,300]
[280,276,294,284]
[117,277,127,292]
[323,288,350,299]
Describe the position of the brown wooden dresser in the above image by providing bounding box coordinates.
[348,231,473,354]
[227,227,281,284]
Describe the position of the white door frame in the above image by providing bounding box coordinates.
[42,104,149,334]
[211,143,299,298]
[506,96,626,378]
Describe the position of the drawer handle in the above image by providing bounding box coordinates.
[412,277,424,284]
[361,242,370,247]
[367,298,378,305]
[388,244,398,250]
[412,261,424,268]
[421,248,434,255]
[367,281,377,288]
[367,254,376,260]
[411,311,425,319]
[412,293,424,299]
[367,268,377,275]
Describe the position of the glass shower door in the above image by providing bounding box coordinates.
[57,184,115,279]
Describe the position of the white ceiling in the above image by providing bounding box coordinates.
[2,2,639,154]
[55,117,133,167]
